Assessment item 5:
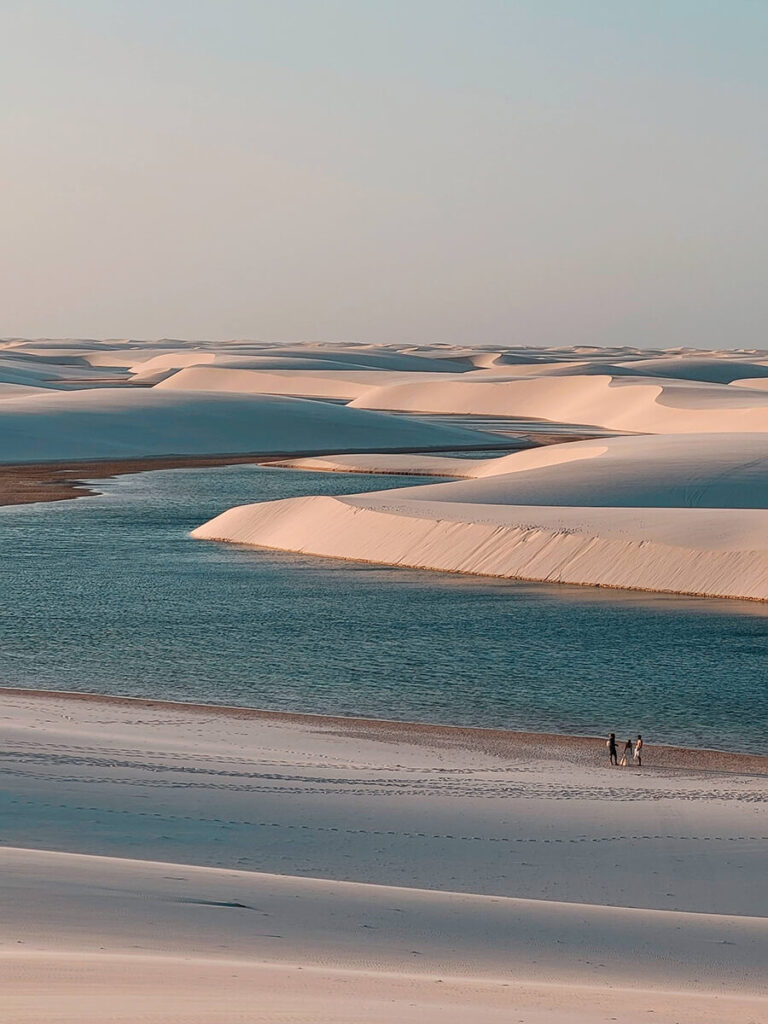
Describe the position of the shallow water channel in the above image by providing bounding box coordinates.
[1,463,766,752]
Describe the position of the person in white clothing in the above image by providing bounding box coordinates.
[619,739,633,766]
[634,734,643,767]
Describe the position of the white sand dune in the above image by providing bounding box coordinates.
[242,345,472,373]
[273,452,483,476]
[401,432,768,505]
[9,847,766,990]
[154,364,459,400]
[0,353,119,388]
[193,493,768,599]
[0,382,50,399]
[1,338,135,352]
[22,955,728,1024]
[131,343,472,374]
[468,356,768,382]
[2,691,767,1023]
[0,387,491,463]
[351,373,768,432]
[128,349,218,376]
[5,848,768,1024]
[133,343,475,393]
[612,356,768,383]
[270,434,676,481]
[472,345,754,370]
[193,433,768,599]
[133,352,407,377]
[279,430,768,497]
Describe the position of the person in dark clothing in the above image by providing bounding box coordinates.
[607,732,618,766]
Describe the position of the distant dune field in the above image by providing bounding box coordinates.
[5,338,768,599]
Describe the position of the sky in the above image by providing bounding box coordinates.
[1,1,766,348]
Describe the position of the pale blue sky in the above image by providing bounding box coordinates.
[1,1,766,347]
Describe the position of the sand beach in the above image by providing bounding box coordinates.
[2,688,766,1023]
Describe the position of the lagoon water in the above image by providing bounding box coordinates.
[1,465,766,753]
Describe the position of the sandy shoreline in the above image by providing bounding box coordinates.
[2,685,766,1023]
[0,432,601,507]
[4,685,767,771]
[0,447,501,507]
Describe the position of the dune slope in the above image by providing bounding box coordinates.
[351,373,768,433]
[155,364,456,400]
[0,388,492,463]
[193,433,768,599]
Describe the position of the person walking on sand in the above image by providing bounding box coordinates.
[619,738,633,767]
[607,733,618,766]
[634,734,643,767]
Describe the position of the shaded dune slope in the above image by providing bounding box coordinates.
[0,388,491,463]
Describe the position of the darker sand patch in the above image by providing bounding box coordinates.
[0,454,271,506]
[0,446,512,508]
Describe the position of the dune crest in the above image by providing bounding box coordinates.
[351,372,768,433]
